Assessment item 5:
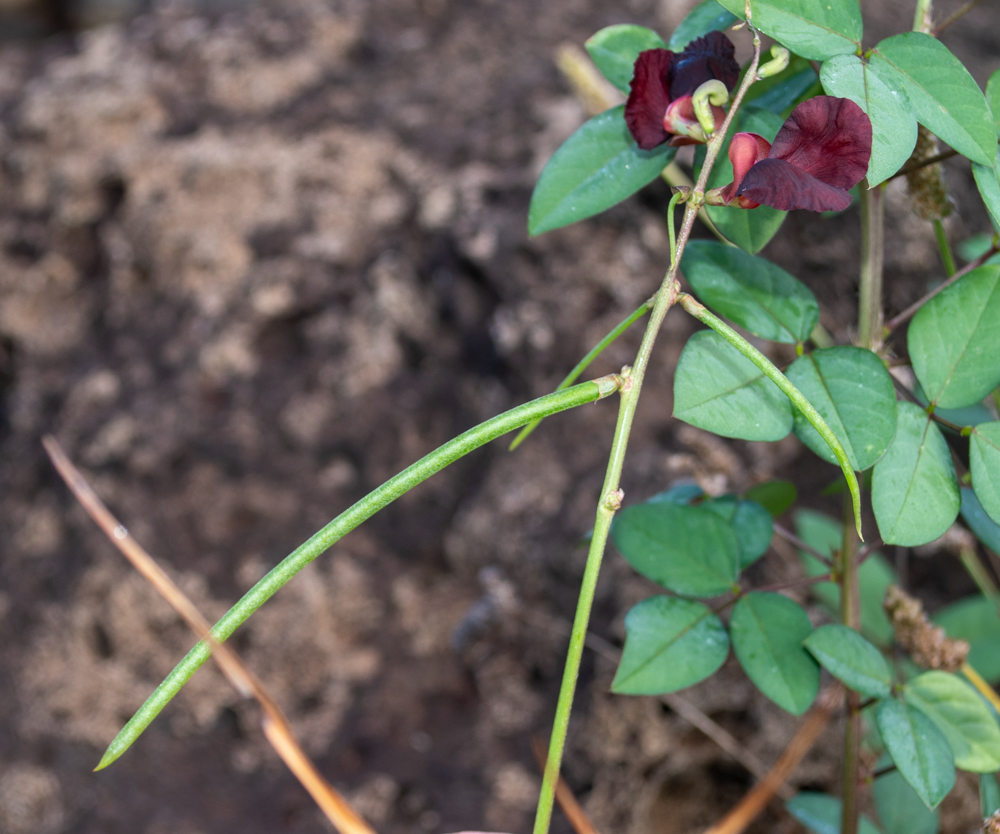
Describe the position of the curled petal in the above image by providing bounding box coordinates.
[721,132,771,204]
[670,31,740,99]
[625,49,674,150]
[737,158,854,212]
[769,96,872,191]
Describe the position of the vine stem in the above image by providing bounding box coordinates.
[96,377,621,768]
[531,32,766,834]
[676,294,863,538]
[839,492,861,834]
[857,182,885,351]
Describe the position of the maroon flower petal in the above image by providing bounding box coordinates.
[670,31,740,99]
[737,158,854,212]
[768,96,872,191]
[625,49,674,150]
[721,132,771,203]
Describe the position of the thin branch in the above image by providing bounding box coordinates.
[43,437,376,834]
[889,148,958,181]
[932,0,984,34]
[752,574,832,594]
[773,523,834,567]
[863,764,897,784]
[889,375,965,433]
[701,686,842,834]
[856,539,883,566]
[884,246,998,333]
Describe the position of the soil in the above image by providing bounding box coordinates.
[0,1,998,833]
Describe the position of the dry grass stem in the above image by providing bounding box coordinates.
[43,436,376,834]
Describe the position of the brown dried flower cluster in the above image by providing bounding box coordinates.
[883,585,969,672]
[905,124,953,221]
[985,809,1000,834]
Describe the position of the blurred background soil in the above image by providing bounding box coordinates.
[0,1,998,832]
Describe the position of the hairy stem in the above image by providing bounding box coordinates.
[858,182,885,351]
[677,294,863,538]
[840,492,862,834]
[510,302,652,450]
[531,33,767,834]
[98,378,620,768]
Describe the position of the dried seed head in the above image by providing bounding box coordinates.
[884,585,969,672]
[985,809,1000,834]
[905,125,953,221]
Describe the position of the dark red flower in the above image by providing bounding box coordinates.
[715,96,873,212]
[625,32,740,151]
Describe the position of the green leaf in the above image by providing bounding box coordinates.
[961,487,1000,556]
[786,346,898,471]
[972,150,1000,232]
[873,765,940,834]
[648,490,773,570]
[680,240,819,343]
[673,330,793,441]
[794,509,897,646]
[803,624,892,699]
[820,54,917,186]
[870,33,997,166]
[909,265,1000,409]
[904,670,1000,773]
[733,500,774,568]
[528,106,677,236]
[585,25,667,94]
[911,379,997,433]
[933,594,1000,684]
[648,483,705,505]
[744,479,797,517]
[785,792,882,834]
[730,591,819,714]
[877,698,955,808]
[971,423,1000,526]
[872,402,960,547]
[981,772,1000,818]
[612,501,739,596]
[715,0,862,61]
[988,68,1000,138]
[742,55,818,114]
[667,1,738,52]
[698,107,787,253]
[612,596,730,694]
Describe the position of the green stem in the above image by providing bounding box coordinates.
[913,0,933,33]
[858,182,885,350]
[98,377,620,770]
[509,303,652,450]
[668,191,682,267]
[660,165,730,245]
[677,293,863,538]
[840,491,861,834]
[934,218,957,277]
[532,32,766,834]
